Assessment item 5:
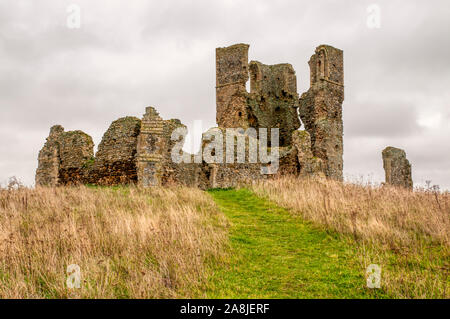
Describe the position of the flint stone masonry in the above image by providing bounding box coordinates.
[136,107,207,188]
[36,125,94,186]
[382,146,413,189]
[90,117,141,185]
[36,43,349,189]
[36,125,65,186]
[292,130,325,178]
[216,44,300,146]
[58,130,94,185]
[299,45,344,181]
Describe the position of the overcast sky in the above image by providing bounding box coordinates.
[0,0,449,189]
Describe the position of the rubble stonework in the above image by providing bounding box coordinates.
[292,130,325,178]
[35,125,65,186]
[36,125,94,186]
[216,44,300,146]
[90,117,141,185]
[136,107,165,187]
[58,130,94,185]
[382,147,413,189]
[36,43,351,189]
[299,45,344,181]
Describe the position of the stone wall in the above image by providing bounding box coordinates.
[292,130,325,178]
[135,107,207,188]
[36,125,65,186]
[216,44,250,129]
[299,45,344,181]
[248,61,300,146]
[215,44,300,147]
[382,146,413,189]
[136,107,169,187]
[90,117,141,185]
[36,125,94,186]
[58,130,94,185]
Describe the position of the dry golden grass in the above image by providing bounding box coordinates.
[0,186,228,298]
[250,176,450,298]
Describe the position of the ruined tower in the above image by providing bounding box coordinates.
[382,146,413,189]
[299,45,344,181]
[35,125,64,186]
[35,125,94,186]
[216,44,250,129]
[215,43,300,146]
[248,61,300,146]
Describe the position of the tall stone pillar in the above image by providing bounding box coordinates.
[382,146,413,189]
[215,43,250,129]
[299,45,344,181]
[36,125,64,186]
[136,107,165,187]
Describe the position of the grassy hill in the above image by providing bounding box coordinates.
[0,178,448,298]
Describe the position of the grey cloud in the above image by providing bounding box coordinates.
[344,102,421,138]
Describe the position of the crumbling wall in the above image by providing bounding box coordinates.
[292,130,325,178]
[159,119,209,188]
[90,117,141,185]
[136,107,210,188]
[58,130,94,185]
[299,45,344,181]
[198,127,302,189]
[216,44,300,146]
[216,44,250,129]
[36,125,65,186]
[136,107,165,187]
[136,107,204,187]
[200,127,263,189]
[382,146,413,189]
[248,61,300,146]
[36,125,94,186]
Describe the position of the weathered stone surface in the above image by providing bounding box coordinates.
[91,116,141,185]
[58,130,94,185]
[200,127,263,189]
[36,126,94,186]
[36,125,65,186]
[135,107,205,188]
[216,44,250,129]
[382,146,413,189]
[136,107,166,187]
[292,130,325,178]
[216,44,300,146]
[299,45,344,181]
[248,61,300,146]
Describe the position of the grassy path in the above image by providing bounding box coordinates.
[204,188,389,298]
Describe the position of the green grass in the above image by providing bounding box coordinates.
[203,188,390,298]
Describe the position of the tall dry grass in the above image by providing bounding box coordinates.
[250,176,450,298]
[0,186,228,298]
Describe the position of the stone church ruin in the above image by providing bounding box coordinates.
[36,43,410,189]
